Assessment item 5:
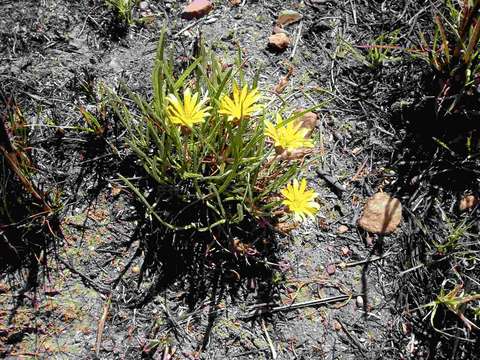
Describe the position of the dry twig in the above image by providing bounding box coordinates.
[95,294,112,358]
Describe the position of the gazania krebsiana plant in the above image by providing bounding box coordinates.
[115,29,321,243]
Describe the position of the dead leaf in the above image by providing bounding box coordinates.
[275,222,299,234]
[268,33,290,52]
[340,246,351,257]
[294,110,319,139]
[276,10,303,27]
[274,66,294,94]
[276,148,313,161]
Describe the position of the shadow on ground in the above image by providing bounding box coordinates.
[386,89,480,358]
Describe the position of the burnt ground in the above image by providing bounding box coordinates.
[1,0,480,359]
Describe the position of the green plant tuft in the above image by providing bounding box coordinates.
[419,0,480,115]
[113,31,321,250]
[105,0,134,26]
[337,30,401,69]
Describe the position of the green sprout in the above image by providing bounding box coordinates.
[105,0,134,26]
[77,83,111,137]
[338,30,401,69]
[434,218,472,254]
[423,280,480,338]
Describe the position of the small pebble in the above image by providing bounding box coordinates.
[459,194,479,211]
[326,263,336,276]
[340,246,351,257]
[351,147,362,155]
[358,192,402,234]
[332,320,342,331]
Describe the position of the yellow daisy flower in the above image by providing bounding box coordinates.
[281,179,319,221]
[219,82,262,121]
[265,114,314,151]
[166,88,211,128]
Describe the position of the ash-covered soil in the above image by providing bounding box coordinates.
[1,1,479,359]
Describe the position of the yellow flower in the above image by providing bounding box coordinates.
[219,82,261,121]
[166,88,211,128]
[281,179,319,221]
[265,114,314,151]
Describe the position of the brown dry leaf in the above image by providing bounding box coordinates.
[272,25,286,34]
[87,207,109,222]
[231,238,247,254]
[275,221,299,234]
[295,110,319,138]
[229,0,241,5]
[268,33,290,52]
[231,239,258,255]
[62,303,81,323]
[317,217,329,229]
[276,148,313,161]
[340,246,351,257]
[332,320,342,331]
[274,66,294,94]
[276,10,303,26]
